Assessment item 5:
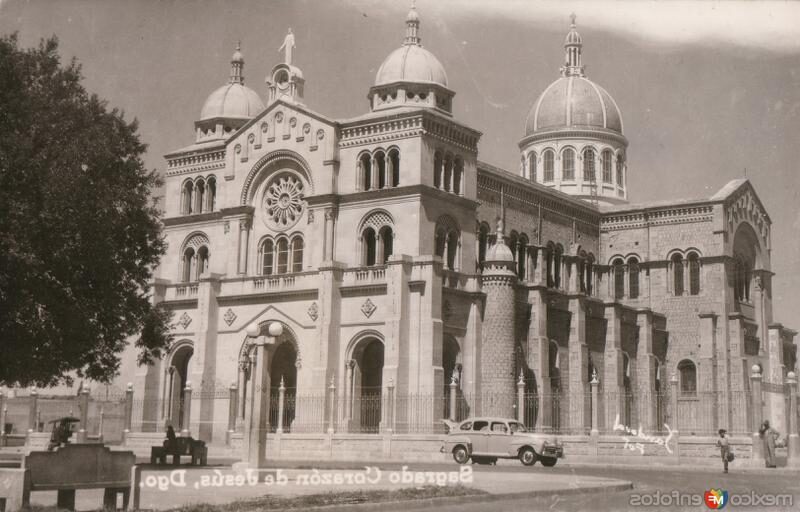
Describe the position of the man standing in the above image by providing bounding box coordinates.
[716,428,731,473]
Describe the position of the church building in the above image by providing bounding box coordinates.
[129,7,797,445]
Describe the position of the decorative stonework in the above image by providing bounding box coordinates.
[263,173,305,230]
[307,302,319,321]
[178,312,192,329]
[223,308,237,326]
[361,298,377,318]
[307,209,314,224]
[726,187,770,246]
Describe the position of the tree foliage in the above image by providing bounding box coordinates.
[0,34,172,387]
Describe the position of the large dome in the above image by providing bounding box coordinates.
[375,44,448,87]
[525,76,622,136]
[200,83,264,121]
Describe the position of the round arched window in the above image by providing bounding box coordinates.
[263,172,304,230]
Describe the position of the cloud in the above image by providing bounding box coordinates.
[344,0,800,53]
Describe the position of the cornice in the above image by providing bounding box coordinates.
[166,149,226,176]
[601,205,714,231]
[518,128,629,149]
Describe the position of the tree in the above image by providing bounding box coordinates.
[0,34,172,387]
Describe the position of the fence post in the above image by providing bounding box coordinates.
[786,371,799,467]
[449,374,458,422]
[227,382,238,445]
[750,365,764,466]
[0,391,5,447]
[28,386,38,434]
[98,406,105,442]
[387,378,395,433]
[590,370,599,435]
[181,381,193,437]
[123,382,133,441]
[276,377,286,434]
[669,373,679,459]
[516,371,525,423]
[77,384,90,443]
[327,377,336,434]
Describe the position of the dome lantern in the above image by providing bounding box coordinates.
[561,13,585,77]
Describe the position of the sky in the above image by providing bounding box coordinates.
[1,0,799,325]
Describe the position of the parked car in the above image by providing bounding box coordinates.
[441,417,563,467]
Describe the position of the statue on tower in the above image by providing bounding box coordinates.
[279,28,296,65]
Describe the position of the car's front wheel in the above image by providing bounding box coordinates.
[452,445,470,465]
[540,456,557,467]
[519,447,538,466]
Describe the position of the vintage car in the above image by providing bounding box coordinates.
[441,417,563,467]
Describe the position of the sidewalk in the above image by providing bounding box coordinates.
[26,465,632,511]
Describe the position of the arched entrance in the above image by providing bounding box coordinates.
[167,344,193,429]
[269,341,297,432]
[350,337,384,433]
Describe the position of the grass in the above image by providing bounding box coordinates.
[164,485,485,512]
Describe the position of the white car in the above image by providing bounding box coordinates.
[441,417,564,467]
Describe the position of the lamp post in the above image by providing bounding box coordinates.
[243,321,283,468]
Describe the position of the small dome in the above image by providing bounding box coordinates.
[525,76,622,136]
[200,83,264,121]
[375,45,448,87]
[486,240,514,262]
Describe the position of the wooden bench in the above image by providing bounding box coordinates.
[150,436,207,466]
[22,444,136,511]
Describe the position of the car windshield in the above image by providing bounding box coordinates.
[509,422,527,433]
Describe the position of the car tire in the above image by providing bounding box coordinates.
[519,447,538,466]
[452,445,470,465]
[540,456,557,467]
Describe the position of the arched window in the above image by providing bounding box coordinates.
[435,228,446,260]
[291,236,304,273]
[543,150,555,182]
[359,153,372,191]
[379,226,393,264]
[182,181,194,214]
[363,228,377,266]
[528,152,537,182]
[206,177,217,212]
[672,254,684,296]
[477,223,490,269]
[453,157,463,195]
[688,252,700,295]
[182,247,195,282]
[562,148,575,181]
[678,359,697,396]
[196,246,209,280]
[585,255,594,296]
[518,234,529,279]
[628,257,640,299]
[447,231,459,270]
[195,179,206,213]
[443,154,453,192]
[276,238,289,274]
[616,154,625,186]
[583,148,596,182]
[375,151,387,189]
[389,149,400,187]
[553,245,563,288]
[612,258,625,299]
[261,239,274,275]
[602,150,613,183]
[433,152,442,189]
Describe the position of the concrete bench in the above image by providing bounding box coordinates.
[150,437,207,466]
[0,444,136,511]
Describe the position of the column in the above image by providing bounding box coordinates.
[323,208,337,262]
[750,365,764,466]
[344,360,355,430]
[526,288,549,432]
[636,310,657,432]
[327,377,336,434]
[371,156,379,191]
[590,371,599,435]
[77,385,90,443]
[276,378,286,434]
[766,324,787,434]
[449,374,458,422]
[123,383,133,437]
[226,383,237,445]
[181,381,193,437]
[28,387,38,433]
[517,371,525,423]
[787,372,799,467]
[698,312,720,432]
[244,322,281,468]
[604,303,623,431]
[669,373,680,456]
[569,297,589,433]
[237,218,251,274]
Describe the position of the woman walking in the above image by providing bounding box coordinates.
[759,420,779,468]
[716,428,731,473]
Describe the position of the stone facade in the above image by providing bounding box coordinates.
[115,9,796,445]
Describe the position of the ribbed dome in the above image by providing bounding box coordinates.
[486,240,514,262]
[375,45,448,87]
[525,76,622,136]
[200,83,264,121]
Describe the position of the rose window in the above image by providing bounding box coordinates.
[263,173,304,230]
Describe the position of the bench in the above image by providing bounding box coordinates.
[13,444,135,511]
[150,436,207,466]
